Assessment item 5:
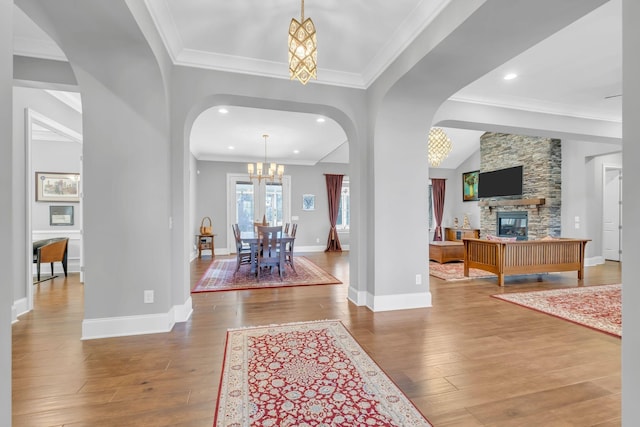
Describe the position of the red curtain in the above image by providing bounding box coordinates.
[325,174,344,252]
[432,178,446,241]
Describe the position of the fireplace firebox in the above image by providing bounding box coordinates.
[497,211,528,240]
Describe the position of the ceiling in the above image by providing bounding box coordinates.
[13,0,621,169]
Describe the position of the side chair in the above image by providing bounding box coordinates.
[231,224,252,273]
[256,226,284,281]
[284,223,297,272]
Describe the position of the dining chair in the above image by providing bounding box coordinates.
[231,224,252,273]
[256,226,284,281]
[284,223,297,272]
[284,223,290,234]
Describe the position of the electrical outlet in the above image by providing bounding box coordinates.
[316,237,320,243]
[144,290,154,304]
[415,274,422,285]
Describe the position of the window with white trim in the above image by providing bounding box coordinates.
[336,177,350,231]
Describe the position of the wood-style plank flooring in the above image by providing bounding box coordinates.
[12,252,621,426]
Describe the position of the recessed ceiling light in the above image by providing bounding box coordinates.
[503,73,518,80]
[218,107,229,114]
[228,146,234,150]
[316,117,325,123]
[293,150,300,154]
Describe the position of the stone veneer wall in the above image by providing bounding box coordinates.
[480,132,561,240]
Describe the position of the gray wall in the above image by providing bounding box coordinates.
[449,148,482,230]
[194,160,349,256]
[1,0,12,423]
[623,1,640,422]
[561,139,621,259]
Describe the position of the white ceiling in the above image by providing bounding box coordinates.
[12,0,621,168]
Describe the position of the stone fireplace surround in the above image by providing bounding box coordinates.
[479,132,561,240]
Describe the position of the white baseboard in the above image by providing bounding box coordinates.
[365,291,432,312]
[81,299,194,340]
[586,256,605,267]
[12,298,29,323]
[172,297,193,323]
[348,287,367,306]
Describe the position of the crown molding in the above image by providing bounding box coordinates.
[361,0,450,86]
[448,95,622,124]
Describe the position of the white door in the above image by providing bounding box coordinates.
[603,167,622,261]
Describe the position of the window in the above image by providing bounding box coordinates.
[336,177,350,231]
[228,174,291,248]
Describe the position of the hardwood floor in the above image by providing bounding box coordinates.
[12,252,621,426]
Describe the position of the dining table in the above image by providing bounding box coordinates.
[240,231,296,274]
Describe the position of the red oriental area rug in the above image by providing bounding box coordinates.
[192,256,342,293]
[429,261,496,281]
[215,320,432,426]
[492,284,621,337]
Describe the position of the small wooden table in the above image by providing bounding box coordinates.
[429,241,464,263]
[196,234,215,258]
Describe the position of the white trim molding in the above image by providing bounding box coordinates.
[348,287,367,306]
[12,298,29,323]
[586,256,605,267]
[81,300,194,340]
[365,291,432,312]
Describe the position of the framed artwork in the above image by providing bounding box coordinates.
[49,205,74,226]
[302,194,315,211]
[462,170,479,202]
[36,172,80,202]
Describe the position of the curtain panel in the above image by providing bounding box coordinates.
[325,174,344,252]
[432,178,446,241]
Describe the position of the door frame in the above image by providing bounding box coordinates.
[226,173,291,253]
[602,163,622,262]
[24,108,83,313]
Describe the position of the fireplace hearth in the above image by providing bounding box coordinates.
[497,211,528,240]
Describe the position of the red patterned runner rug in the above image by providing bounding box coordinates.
[192,256,342,293]
[492,284,621,337]
[215,320,432,426]
[429,261,496,281]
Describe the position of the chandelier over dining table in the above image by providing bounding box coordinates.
[248,134,284,182]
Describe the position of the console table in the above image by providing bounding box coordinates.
[445,227,480,242]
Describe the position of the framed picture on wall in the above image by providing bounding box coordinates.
[302,194,315,211]
[49,205,74,226]
[462,170,479,202]
[36,172,80,202]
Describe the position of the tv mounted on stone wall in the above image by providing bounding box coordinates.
[478,165,523,198]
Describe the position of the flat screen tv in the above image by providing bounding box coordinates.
[478,165,523,198]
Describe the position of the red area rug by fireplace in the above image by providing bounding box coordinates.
[192,256,342,293]
[429,261,496,281]
[215,320,432,426]
[492,284,621,337]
